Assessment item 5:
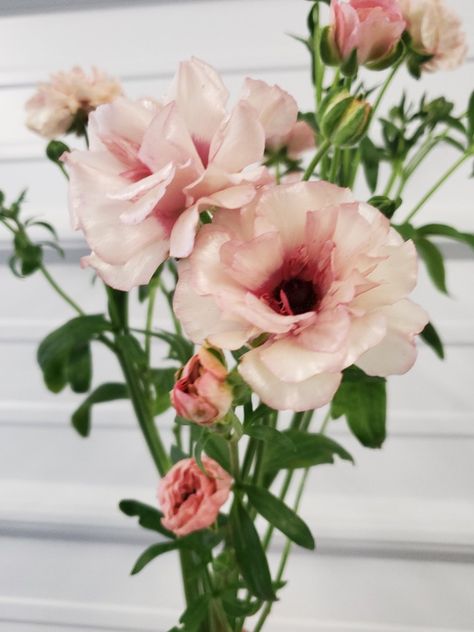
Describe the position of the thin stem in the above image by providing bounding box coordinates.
[382,162,400,197]
[40,264,85,315]
[303,140,331,181]
[372,56,404,118]
[312,2,324,108]
[319,409,331,435]
[329,148,340,184]
[253,469,310,632]
[144,280,159,362]
[404,153,471,223]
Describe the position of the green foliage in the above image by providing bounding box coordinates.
[230,498,276,601]
[263,430,353,474]
[331,366,386,448]
[415,237,447,294]
[72,382,128,437]
[154,330,195,364]
[244,424,296,453]
[241,483,315,550]
[360,137,382,192]
[119,499,174,538]
[420,322,445,360]
[368,195,402,219]
[149,367,177,415]
[37,315,110,393]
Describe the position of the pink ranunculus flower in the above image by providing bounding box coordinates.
[241,78,315,158]
[25,66,122,138]
[330,0,406,66]
[171,346,233,425]
[399,0,467,71]
[64,58,289,290]
[174,181,428,412]
[158,456,232,536]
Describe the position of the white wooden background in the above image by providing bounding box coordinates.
[0,1,473,631]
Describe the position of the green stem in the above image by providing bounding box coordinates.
[253,468,310,632]
[303,140,331,181]
[312,3,324,108]
[144,280,159,362]
[329,148,340,184]
[404,152,471,223]
[382,162,400,197]
[40,264,85,315]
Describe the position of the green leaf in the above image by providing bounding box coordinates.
[416,223,474,250]
[331,366,386,448]
[360,137,381,193]
[221,593,261,618]
[170,443,189,464]
[263,430,353,473]
[467,90,474,143]
[178,595,212,631]
[154,330,194,364]
[131,541,181,575]
[241,484,315,550]
[415,237,448,294]
[245,425,296,453]
[204,432,231,472]
[38,315,110,393]
[230,499,275,601]
[368,195,402,219]
[149,367,177,415]
[71,382,128,437]
[66,342,92,394]
[119,499,174,538]
[420,322,444,360]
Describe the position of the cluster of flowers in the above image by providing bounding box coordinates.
[24,0,466,538]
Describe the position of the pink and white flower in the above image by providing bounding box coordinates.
[158,456,232,536]
[171,346,233,425]
[174,181,428,411]
[330,0,406,66]
[64,59,300,290]
[26,66,122,138]
[399,0,467,71]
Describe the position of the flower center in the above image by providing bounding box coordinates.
[273,278,317,315]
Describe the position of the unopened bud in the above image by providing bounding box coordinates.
[320,91,371,148]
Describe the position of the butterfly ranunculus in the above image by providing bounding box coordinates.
[64,59,300,290]
[399,0,467,72]
[174,181,428,411]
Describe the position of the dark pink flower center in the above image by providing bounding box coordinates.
[272,278,317,315]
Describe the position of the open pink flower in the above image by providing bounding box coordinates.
[171,346,233,425]
[330,0,406,66]
[174,182,428,411]
[158,457,232,536]
[399,0,467,71]
[64,58,296,289]
[26,67,122,138]
[266,120,316,159]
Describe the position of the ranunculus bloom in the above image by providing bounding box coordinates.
[158,456,232,536]
[64,58,298,290]
[266,121,316,159]
[399,0,467,71]
[174,182,428,411]
[330,0,406,66]
[171,346,233,425]
[26,67,122,138]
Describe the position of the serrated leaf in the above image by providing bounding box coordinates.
[71,382,128,437]
[241,483,315,550]
[331,366,386,448]
[420,322,444,360]
[230,499,275,601]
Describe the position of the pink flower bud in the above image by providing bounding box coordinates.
[171,346,233,425]
[158,456,232,536]
[329,0,406,67]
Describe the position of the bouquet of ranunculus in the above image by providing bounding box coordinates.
[1,1,472,630]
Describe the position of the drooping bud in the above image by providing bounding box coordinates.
[320,91,371,148]
[171,345,233,426]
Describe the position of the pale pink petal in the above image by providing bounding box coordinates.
[240,77,298,139]
[81,239,168,290]
[209,101,265,173]
[167,57,229,147]
[169,205,200,258]
[239,348,342,411]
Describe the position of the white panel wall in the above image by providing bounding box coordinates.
[0,1,473,631]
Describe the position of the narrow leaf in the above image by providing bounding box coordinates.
[230,499,275,601]
[131,541,180,575]
[415,237,448,294]
[71,382,128,437]
[242,483,315,550]
[420,322,445,359]
[245,425,296,453]
[119,499,174,538]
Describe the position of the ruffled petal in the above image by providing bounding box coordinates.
[240,77,298,139]
[239,348,342,411]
